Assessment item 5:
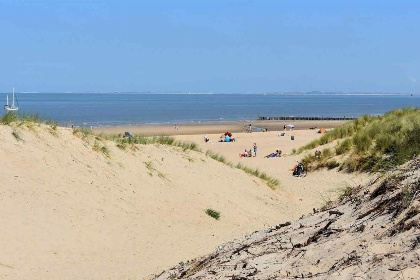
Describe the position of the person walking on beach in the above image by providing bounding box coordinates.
[253,143,258,157]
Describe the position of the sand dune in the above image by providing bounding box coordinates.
[0,123,371,279]
[0,124,299,279]
[153,157,420,279]
[176,130,372,215]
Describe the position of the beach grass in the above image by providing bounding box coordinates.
[1,114,280,188]
[1,112,58,127]
[76,131,279,188]
[100,134,201,152]
[92,141,110,158]
[205,208,221,220]
[297,107,420,172]
[204,150,279,189]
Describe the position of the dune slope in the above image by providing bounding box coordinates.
[152,157,420,279]
[0,124,293,279]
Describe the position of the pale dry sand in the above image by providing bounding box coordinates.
[0,123,369,279]
[0,124,303,279]
[154,157,420,279]
[176,129,372,215]
[94,120,346,136]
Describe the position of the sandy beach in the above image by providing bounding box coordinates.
[0,121,373,279]
[94,120,347,136]
[0,116,379,280]
[175,129,372,215]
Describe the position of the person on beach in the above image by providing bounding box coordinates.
[204,135,209,143]
[240,149,249,158]
[253,143,257,157]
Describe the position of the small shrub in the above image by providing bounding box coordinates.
[205,208,220,220]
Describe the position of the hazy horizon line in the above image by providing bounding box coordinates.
[1,91,418,95]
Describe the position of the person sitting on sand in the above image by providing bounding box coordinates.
[204,135,209,143]
[239,149,248,158]
[264,150,282,158]
[264,152,276,158]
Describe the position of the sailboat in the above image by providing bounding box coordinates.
[4,87,19,112]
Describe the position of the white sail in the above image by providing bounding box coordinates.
[4,87,19,111]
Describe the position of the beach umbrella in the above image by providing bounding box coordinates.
[286,124,294,128]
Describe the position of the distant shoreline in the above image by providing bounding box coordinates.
[13,92,418,95]
[93,119,347,136]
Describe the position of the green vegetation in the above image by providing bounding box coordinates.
[1,112,57,127]
[205,208,221,220]
[297,108,420,172]
[206,150,280,189]
[75,131,279,188]
[92,141,110,158]
[73,127,94,141]
[205,150,226,163]
[2,113,279,189]
[235,162,280,189]
[335,138,352,155]
[100,134,200,152]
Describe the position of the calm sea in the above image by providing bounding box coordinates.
[0,93,419,126]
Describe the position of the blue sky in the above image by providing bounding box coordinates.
[0,0,419,93]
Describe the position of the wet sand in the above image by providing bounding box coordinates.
[94,120,347,136]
